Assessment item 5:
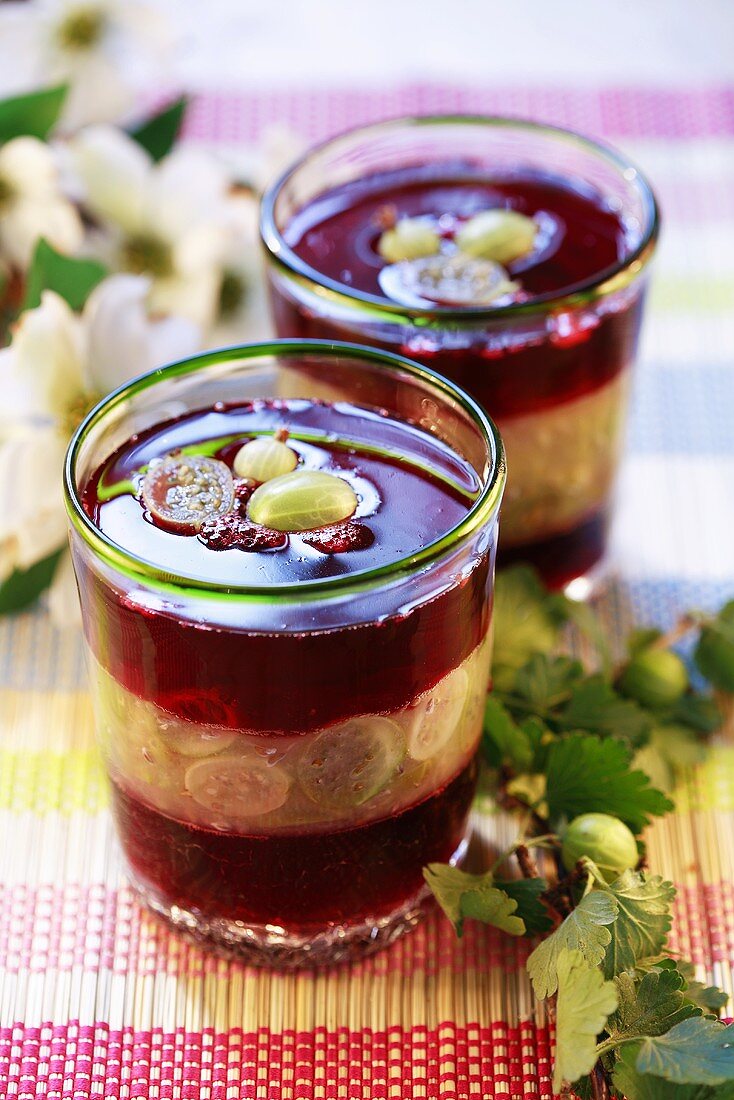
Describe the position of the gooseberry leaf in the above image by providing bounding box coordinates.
[511,653,584,712]
[544,735,673,833]
[0,84,67,141]
[668,692,722,734]
[423,864,525,938]
[552,948,618,1092]
[491,566,561,687]
[585,865,676,979]
[129,96,188,161]
[0,548,64,615]
[23,239,107,311]
[694,602,734,692]
[548,592,613,672]
[526,890,618,999]
[614,1046,734,1100]
[635,1017,734,1086]
[494,877,553,936]
[482,697,534,771]
[608,969,701,1042]
[633,725,706,793]
[558,676,652,748]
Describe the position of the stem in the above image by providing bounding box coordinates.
[489,834,557,877]
[595,1035,636,1059]
[590,1060,611,1100]
[649,613,703,651]
[516,843,540,880]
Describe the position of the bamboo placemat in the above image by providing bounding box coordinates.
[2,82,734,1096]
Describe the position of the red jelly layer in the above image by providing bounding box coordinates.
[274,172,643,418]
[111,759,476,929]
[81,400,492,730]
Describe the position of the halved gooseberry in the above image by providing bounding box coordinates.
[404,666,469,761]
[184,752,291,818]
[298,716,405,810]
[141,454,235,532]
[156,715,236,758]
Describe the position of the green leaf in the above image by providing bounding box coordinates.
[587,866,675,979]
[423,864,525,938]
[558,676,652,748]
[614,1045,734,1100]
[683,979,729,1014]
[526,890,618,999]
[23,239,107,311]
[694,602,734,692]
[635,1017,734,1086]
[0,84,67,142]
[608,969,700,1041]
[494,877,553,936]
[129,96,188,162]
[0,549,63,615]
[633,725,706,793]
[549,592,613,672]
[669,693,722,734]
[511,653,584,712]
[544,735,673,833]
[491,566,561,685]
[552,947,618,1092]
[482,696,534,771]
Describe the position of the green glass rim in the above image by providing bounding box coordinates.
[260,113,660,323]
[64,339,506,602]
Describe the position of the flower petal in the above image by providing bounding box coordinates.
[11,291,86,422]
[84,273,201,393]
[0,136,58,197]
[69,124,149,233]
[0,425,68,574]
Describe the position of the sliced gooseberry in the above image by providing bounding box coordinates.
[298,716,405,810]
[301,521,374,554]
[247,470,358,532]
[404,666,469,761]
[379,253,517,308]
[455,209,538,265]
[199,512,288,552]
[377,217,441,262]
[141,454,234,532]
[156,715,236,758]
[185,752,291,817]
[233,436,298,483]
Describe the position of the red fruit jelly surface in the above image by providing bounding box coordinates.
[80,398,494,931]
[270,171,646,587]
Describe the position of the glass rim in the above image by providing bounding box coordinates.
[260,112,661,322]
[64,339,506,602]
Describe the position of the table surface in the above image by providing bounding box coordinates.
[2,6,734,1096]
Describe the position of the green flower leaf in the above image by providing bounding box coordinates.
[635,1017,734,1086]
[422,864,526,938]
[129,96,188,162]
[608,969,701,1042]
[23,239,107,311]
[0,548,64,615]
[552,948,618,1092]
[0,84,67,142]
[526,890,618,999]
[586,865,675,979]
[613,1045,734,1100]
[544,734,673,833]
[558,676,652,748]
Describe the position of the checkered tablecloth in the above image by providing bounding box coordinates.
[1,84,733,1098]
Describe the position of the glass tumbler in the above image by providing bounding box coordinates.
[64,341,506,967]
[261,116,659,594]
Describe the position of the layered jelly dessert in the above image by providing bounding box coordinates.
[263,120,657,589]
[74,385,500,962]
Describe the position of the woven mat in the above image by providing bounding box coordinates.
[2,84,734,1097]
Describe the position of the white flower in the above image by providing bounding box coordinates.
[0,0,172,130]
[68,125,241,329]
[0,136,83,270]
[0,274,201,622]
